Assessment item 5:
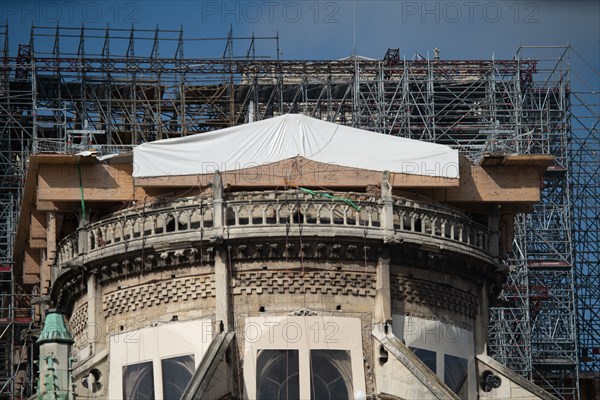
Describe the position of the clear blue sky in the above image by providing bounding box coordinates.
[2,0,598,63]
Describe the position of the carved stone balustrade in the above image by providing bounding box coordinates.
[55,190,492,277]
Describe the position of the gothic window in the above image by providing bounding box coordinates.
[122,361,154,400]
[309,350,353,400]
[410,347,437,373]
[256,350,300,400]
[162,354,195,400]
[444,354,468,396]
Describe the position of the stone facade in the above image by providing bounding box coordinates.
[43,181,556,400]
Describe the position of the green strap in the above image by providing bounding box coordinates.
[77,163,86,223]
[298,187,361,211]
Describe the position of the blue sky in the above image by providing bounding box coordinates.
[1,0,598,62]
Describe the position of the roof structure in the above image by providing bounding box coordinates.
[133,114,459,179]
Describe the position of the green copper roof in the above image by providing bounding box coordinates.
[37,310,74,345]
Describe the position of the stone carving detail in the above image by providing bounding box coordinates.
[69,303,88,341]
[92,248,211,284]
[288,308,319,316]
[102,275,215,317]
[232,270,375,297]
[390,274,478,318]
[229,241,376,262]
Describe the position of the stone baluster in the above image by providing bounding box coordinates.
[173,211,180,232]
[261,205,267,225]
[160,213,167,233]
[185,209,192,230]
[248,205,254,226]
[87,229,94,250]
[150,215,157,235]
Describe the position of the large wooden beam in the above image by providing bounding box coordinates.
[413,157,549,203]
[135,157,460,189]
[37,163,135,202]
[447,164,543,202]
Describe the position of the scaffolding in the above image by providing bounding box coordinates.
[569,48,600,377]
[0,24,597,399]
[0,23,35,399]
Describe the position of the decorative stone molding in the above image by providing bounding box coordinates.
[102,275,216,317]
[390,274,478,319]
[288,308,319,316]
[232,270,376,297]
[228,240,378,262]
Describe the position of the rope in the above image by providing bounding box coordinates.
[283,179,361,212]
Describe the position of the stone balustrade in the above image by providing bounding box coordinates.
[56,190,491,273]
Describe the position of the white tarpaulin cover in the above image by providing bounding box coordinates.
[133,114,459,178]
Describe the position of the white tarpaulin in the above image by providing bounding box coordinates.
[133,114,459,178]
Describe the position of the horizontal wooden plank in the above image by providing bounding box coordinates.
[444,163,542,202]
[28,239,47,249]
[37,163,135,202]
[22,250,40,285]
[135,157,460,189]
[29,211,46,241]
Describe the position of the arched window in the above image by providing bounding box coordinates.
[256,350,300,399]
[310,350,353,400]
[162,355,195,400]
[122,361,154,400]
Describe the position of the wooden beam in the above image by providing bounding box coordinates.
[480,153,554,170]
[135,157,460,189]
[423,158,544,203]
[37,163,135,202]
[23,249,40,286]
[36,201,91,212]
[29,211,46,245]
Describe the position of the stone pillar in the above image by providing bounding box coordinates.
[40,211,58,296]
[381,171,394,236]
[488,204,501,260]
[77,209,89,256]
[475,280,489,355]
[86,273,105,357]
[39,249,48,296]
[214,248,232,332]
[212,171,224,230]
[375,248,392,324]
